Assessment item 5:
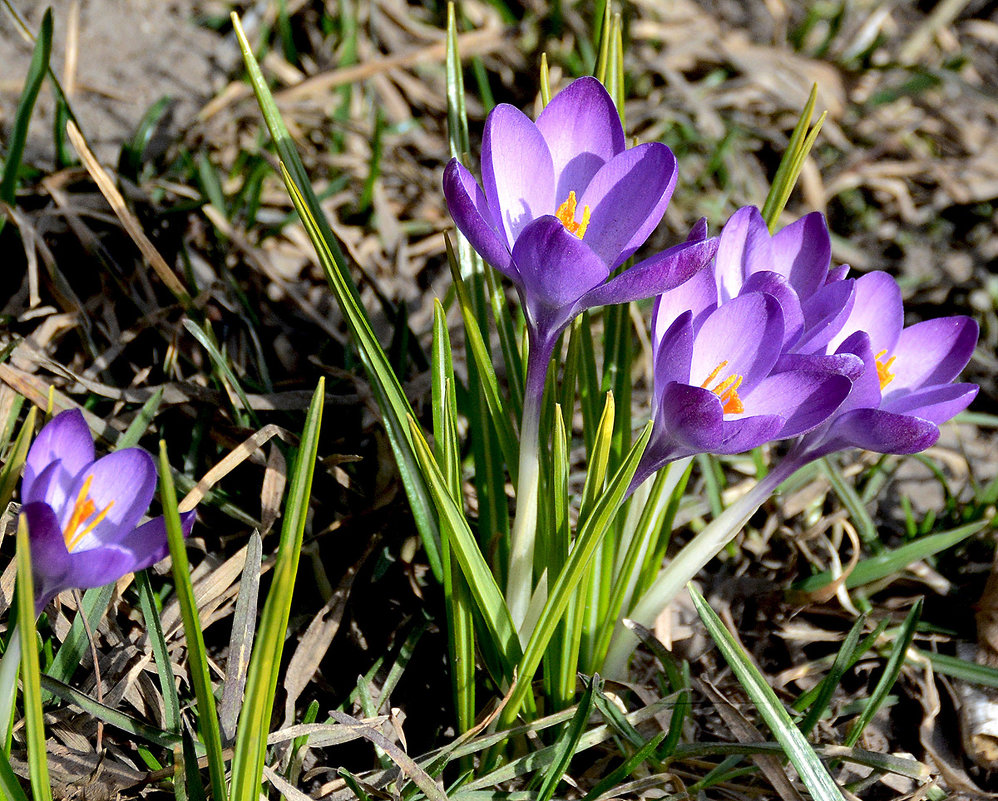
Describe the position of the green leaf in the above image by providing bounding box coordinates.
[231,11,442,581]
[16,516,52,801]
[158,441,227,801]
[0,406,36,513]
[229,381,324,801]
[536,675,599,801]
[134,570,181,735]
[689,583,845,801]
[0,748,29,801]
[796,614,868,736]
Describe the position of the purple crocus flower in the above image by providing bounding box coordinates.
[633,291,856,487]
[792,271,979,459]
[443,76,717,357]
[19,409,195,611]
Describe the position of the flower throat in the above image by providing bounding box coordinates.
[556,191,591,239]
[701,360,744,414]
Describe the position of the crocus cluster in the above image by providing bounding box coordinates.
[19,409,195,612]
[635,204,978,484]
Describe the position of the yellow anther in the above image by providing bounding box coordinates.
[701,360,745,415]
[874,349,897,390]
[555,191,591,239]
[63,475,115,551]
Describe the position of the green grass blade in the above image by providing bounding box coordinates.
[159,442,227,801]
[796,614,868,736]
[231,11,442,581]
[135,569,181,735]
[0,406,35,512]
[0,9,51,211]
[536,675,599,801]
[118,387,164,448]
[229,381,323,801]
[689,583,844,801]
[16,515,52,801]
[844,600,922,748]
[183,319,258,430]
[821,456,880,551]
[0,748,28,801]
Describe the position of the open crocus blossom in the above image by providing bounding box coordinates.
[790,270,979,461]
[443,76,717,355]
[19,409,195,612]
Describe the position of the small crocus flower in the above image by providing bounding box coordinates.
[633,291,856,487]
[19,409,195,611]
[443,76,716,353]
[794,271,979,458]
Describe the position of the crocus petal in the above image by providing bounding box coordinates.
[22,502,72,608]
[23,409,94,509]
[481,104,554,244]
[652,312,694,402]
[795,279,855,355]
[714,414,786,454]
[60,448,157,551]
[116,510,198,571]
[826,264,850,283]
[887,316,978,393]
[536,76,625,202]
[65,545,141,591]
[769,211,830,300]
[827,271,903,355]
[511,216,608,330]
[576,235,717,312]
[746,371,852,438]
[829,408,940,454]
[833,331,883,414]
[690,293,784,390]
[651,265,718,348]
[579,142,677,267]
[774,352,865,382]
[443,159,517,280]
[740,271,804,348]
[657,383,727,452]
[714,206,771,303]
[882,383,978,424]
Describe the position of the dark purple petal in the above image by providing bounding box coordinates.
[65,545,140,591]
[22,502,72,608]
[827,271,903,355]
[510,216,608,327]
[714,414,786,454]
[657,383,727,452]
[795,279,855,355]
[882,383,978,424]
[60,448,156,551]
[740,271,804,349]
[826,264,850,283]
[576,235,717,311]
[746,371,852,438]
[833,331,883,413]
[714,206,771,302]
[651,266,718,344]
[775,351,865,382]
[443,160,517,280]
[690,293,784,391]
[687,217,709,243]
[887,316,978,393]
[579,142,677,267]
[481,104,554,244]
[23,409,94,509]
[652,312,694,402]
[115,510,198,572]
[770,211,830,300]
[536,76,625,202]
[829,408,940,454]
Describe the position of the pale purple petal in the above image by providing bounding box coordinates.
[795,279,855,355]
[579,142,677,267]
[714,206,771,303]
[577,235,717,311]
[652,312,694,403]
[116,510,198,571]
[886,316,978,393]
[882,383,978,424]
[443,159,517,280]
[826,271,903,355]
[536,76,625,202]
[65,545,139,591]
[23,409,94,509]
[481,104,555,244]
[746,371,852,438]
[826,264,850,283]
[770,211,830,300]
[829,408,940,454]
[740,271,803,349]
[511,216,608,328]
[714,415,786,454]
[690,293,784,390]
[60,448,157,551]
[651,266,718,345]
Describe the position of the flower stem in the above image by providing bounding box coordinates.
[602,456,802,678]
[506,336,553,635]
[0,631,20,748]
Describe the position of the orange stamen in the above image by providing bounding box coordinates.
[701,360,745,415]
[874,349,897,390]
[555,191,591,239]
[63,475,115,551]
